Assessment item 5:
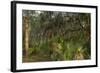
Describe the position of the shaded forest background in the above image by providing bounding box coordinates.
[22,10,91,62]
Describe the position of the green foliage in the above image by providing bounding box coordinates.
[22,10,91,62]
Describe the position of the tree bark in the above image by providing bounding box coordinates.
[23,16,30,58]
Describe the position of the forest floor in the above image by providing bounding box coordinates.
[23,54,52,62]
